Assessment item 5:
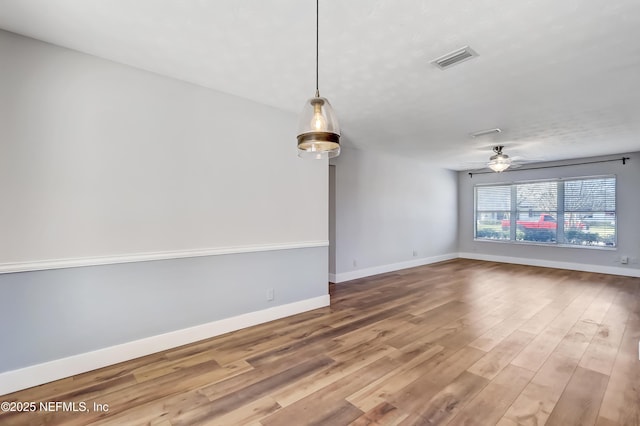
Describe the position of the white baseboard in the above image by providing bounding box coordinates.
[331,252,640,283]
[332,253,458,283]
[0,295,330,396]
[458,252,640,277]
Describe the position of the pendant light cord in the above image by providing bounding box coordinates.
[315,0,320,97]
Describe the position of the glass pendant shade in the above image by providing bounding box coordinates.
[297,96,341,159]
[487,154,512,172]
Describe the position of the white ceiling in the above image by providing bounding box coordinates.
[1,0,639,170]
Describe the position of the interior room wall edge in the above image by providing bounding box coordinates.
[330,253,458,283]
[459,252,640,277]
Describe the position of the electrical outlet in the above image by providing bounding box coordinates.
[621,256,629,264]
[267,288,274,301]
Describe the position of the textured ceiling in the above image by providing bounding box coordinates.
[1,0,639,170]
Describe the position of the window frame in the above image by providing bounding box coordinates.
[474,185,512,241]
[473,175,617,249]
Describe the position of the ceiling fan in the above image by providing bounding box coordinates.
[463,145,540,172]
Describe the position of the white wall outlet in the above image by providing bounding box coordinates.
[621,256,629,264]
[267,288,274,301]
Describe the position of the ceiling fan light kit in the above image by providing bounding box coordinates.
[487,145,512,172]
[296,0,341,160]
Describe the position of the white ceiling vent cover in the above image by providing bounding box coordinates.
[471,128,502,138]
[431,46,478,70]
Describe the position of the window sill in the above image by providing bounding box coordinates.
[473,238,617,251]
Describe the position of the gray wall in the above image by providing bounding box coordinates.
[457,152,640,274]
[0,247,326,373]
[334,147,458,275]
[0,29,328,264]
[0,31,328,373]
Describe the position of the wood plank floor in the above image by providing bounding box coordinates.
[2,259,639,425]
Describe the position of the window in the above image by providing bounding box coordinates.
[475,186,510,240]
[475,176,616,248]
[516,181,557,243]
[564,177,616,246]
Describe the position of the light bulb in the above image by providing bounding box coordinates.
[311,103,327,131]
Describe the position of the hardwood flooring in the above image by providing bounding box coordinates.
[1,259,639,425]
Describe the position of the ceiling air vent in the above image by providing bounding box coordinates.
[431,46,478,70]
[470,128,502,138]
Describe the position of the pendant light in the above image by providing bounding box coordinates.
[297,0,341,159]
[487,146,512,172]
